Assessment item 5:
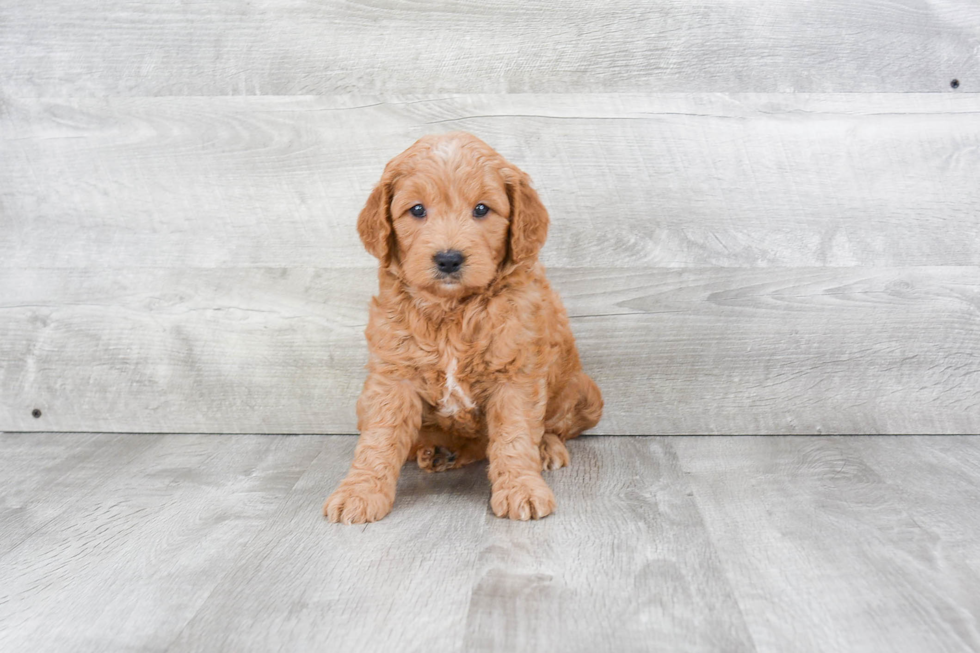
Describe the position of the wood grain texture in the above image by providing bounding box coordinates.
[0,434,323,653]
[847,436,980,603]
[2,266,977,434]
[3,93,980,269]
[0,432,153,556]
[160,436,753,653]
[674,436,980,653]
[1,0,978,96]
[4,434,980,652]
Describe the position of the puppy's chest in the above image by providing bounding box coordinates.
[400,323,498,421]
[424,354,482,420]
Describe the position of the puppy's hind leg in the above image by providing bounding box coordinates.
[539,432,570,471]
[541,371,604,470]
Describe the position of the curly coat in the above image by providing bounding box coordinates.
[324,132,602,523]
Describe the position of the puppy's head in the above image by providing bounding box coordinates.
[357,132,548,297]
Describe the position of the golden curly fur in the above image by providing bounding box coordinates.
[324,132,603,523]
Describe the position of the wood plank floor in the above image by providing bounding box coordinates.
[1,434,978,653]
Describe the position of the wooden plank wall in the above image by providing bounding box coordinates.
[1,2,979,434]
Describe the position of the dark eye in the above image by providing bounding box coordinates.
[473,203,490,218]
[409,204,426,218]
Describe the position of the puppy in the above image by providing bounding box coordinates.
[324,132,602,523]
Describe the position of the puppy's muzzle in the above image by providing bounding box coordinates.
[433,250,465,278]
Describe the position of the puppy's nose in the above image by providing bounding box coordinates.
[433,250,465,275]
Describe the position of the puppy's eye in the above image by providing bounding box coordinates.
[409,204,426,218]
[473,203,490,218]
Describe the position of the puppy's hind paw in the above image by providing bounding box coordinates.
[417,445,459,473]
[540,433,570,471]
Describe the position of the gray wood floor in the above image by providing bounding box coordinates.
[1,434,978,653]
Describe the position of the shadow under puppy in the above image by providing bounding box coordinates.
[325,132,602,523]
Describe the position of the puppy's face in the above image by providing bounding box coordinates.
[358,132,549,298]
[389,140,512,296]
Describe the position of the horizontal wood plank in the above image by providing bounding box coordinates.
[3,94,980,269]
[2,266,977,435]
[1,1,978,96]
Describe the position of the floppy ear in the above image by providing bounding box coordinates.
[506,167,550,264]
[356,178,394,263]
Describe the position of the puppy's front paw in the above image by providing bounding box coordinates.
[323,482,393,524]
[539,433,570,471]
[491,476,556,520]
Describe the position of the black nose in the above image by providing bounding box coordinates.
[433,250,465,275]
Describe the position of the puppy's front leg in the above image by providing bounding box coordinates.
[324,374,421,524]
[486,382,555,520]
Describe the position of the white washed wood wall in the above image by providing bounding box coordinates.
[1,1,978,434]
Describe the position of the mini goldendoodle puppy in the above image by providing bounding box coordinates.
[324,132,602,523]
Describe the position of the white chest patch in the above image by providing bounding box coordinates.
[439,357,476,416]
